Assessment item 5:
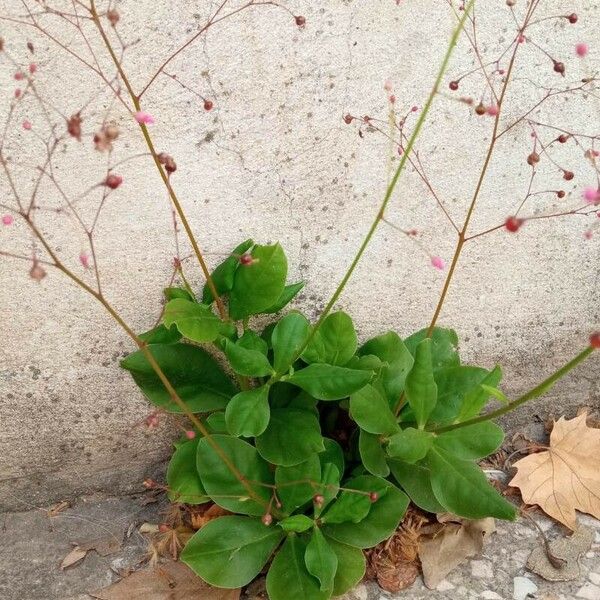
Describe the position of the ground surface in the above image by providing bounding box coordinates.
[1,492,599,600]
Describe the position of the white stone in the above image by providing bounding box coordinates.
[577,583,600,600]
[481,591,504,600]
[589,573,600,585]
[436,580,455,591]
[472,560,494,579]
[513,576,538,600]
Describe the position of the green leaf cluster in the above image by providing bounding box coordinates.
[120,241,517,600]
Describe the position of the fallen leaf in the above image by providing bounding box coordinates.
[190,503,230,530]
[418,514,495,589]
[60,546,88,570]
[89,560,240,600]
[47,500,71,517]
[139,523,160,534]
[509,413,600,530]
[526,527,593,582]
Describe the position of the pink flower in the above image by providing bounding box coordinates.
[486,104,499,116]
[411,106,419,112]
[14,71,24,81]
[583,186,600,204]
[79,253,90,269]
[2,215,14,226]
[575,43,589,58]
[134,110,155,125]
[29,63,37,74]
[185,430,196,440]
[431,256,445,271]
[14,89,21,98]
[22,120,32,130]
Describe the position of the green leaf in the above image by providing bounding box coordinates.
[426,447,517,520]
[314,463,341,517]
[196,434,273,516]
[266,535,329,600]
[181,515,283,588]
[327,538,366,597]
[167,438,208,505]
[388,459,445,513]
[279,515,314,533]
[405,338,438,429]
[435,422,504,460]
[359,331,414,404]
[202,239,254,303]
[358,430,390,477]
[163,298,221,343]
[349,384,399,435]
[237,330,269,355]
[164,287,194,302]
[275,454,321,513]
[405,327,460,370]
[456,366,504,421]
[321,487,372,525]
[224,339,274,377]
[272,312,310,374]
[322,476,408,549]
[206,411,227,433]
[121,343,236,413]
[256,408,324,467]
[386,428,434,463]
[302,311,357,366]
[263,282,305,314]
[229,243,288,320]
[225,385,271,438]
[319,438,345,476]
[286,364,372,401]
[305,528,337,592]
[138,324,182,345]
[429,365,499,424]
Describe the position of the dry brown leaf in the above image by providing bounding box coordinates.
[190,504,230,530]
[418,515,495,589]
[89,560,240,600]
[509,413,600,530]
[60,546,88,570]
[47,500,71,517]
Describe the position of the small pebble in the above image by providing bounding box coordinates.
[577,583,600,600]
[514,576,538,600]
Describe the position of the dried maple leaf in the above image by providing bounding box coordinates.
[509,413,600,530]
[90,561,239,600]
[418,514,495,589]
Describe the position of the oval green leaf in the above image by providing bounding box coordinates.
[163,298,221,343]
[225,385,271,438]
[167,438,208,505]
[286,364,372,401]
[302,311,357,366]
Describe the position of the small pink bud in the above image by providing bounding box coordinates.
[261,513,273,526]
[449,80,459,91]
[29,261,47,282]
[430,256,445,271]
[411,105,418,112]
[590,332,600,349]
[22,120,32,130]
[203,99,214,111]
[576,43,589,57]
[486,104,499,116]
[583,186,600,204]
[568,13,578,24]
[185,430,196,440]
[518,34,526,44]
[369,492,379,503]
[2,215,14,226]
[389,94,396,104]
[29,63,37,74]
[343,114,353,125]
[294,15,306,28]
[384,79,393,92]
[14,89,21,98]
[134,110,155,125]
[239,254,253,265]
[313,494,325,507]
[584,230,593,240]
[79,253,90,269]
[14,71,24,81]
[563,170,574,181]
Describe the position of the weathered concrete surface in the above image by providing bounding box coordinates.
[0,492,599,600]
[1,0,599,508]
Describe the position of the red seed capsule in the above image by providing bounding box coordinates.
[369,492,379,503]
[558,134,569,143]
[203,99,213,111]
[295,15,306,28]
[563,170,574,181]
[262,513,273,526]
[105,174,123,189]
[557,190,566,198]
[239,254,253,265]
[313,494,325,506]
[449,80,459,91]
[475,103,486,116]
[527,152,540,166]
[505,216,523,233]
[343,114,353,125]
[590,333,600,349]
[553,61,565,75]
[568,13,578,24]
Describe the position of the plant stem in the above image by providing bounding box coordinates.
[430,346,594,433]
[89,2,226,320]
[304,0,474,350]
[426,4,536,336]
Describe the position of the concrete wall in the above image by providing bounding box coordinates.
[1,0,598,510]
